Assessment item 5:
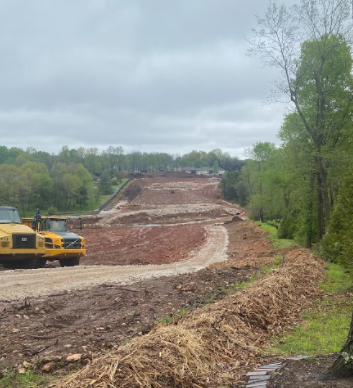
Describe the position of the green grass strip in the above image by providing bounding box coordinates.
[0,369,51,388]
[267,263,353,356]
[255,221,295,249]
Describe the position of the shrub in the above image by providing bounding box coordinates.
[47,205,58,216]
[321,170,353,270]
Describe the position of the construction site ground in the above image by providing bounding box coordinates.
[0,175,267,372]
[1,174,345,387]
[75,224,207,266]
[0,221,274,374]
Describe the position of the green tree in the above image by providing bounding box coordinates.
[84,148,102,175]
[99,172,113,195]
[33,174,54,208]
[251,0,353,377]
[278,113,318,246]
[61,174,81,209]
[50,162,93,210]
[250,0,353,237]
[221,170,241,202]
[321,169,353,377]
[0,164,26,205]
[115,172,123,183]
[246,142,277,221]
[77,186,89,208]
[212,161,219,176]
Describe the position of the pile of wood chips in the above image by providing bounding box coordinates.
[57,248,324,388]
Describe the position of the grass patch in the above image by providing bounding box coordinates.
[255,221,295,249]
[320,263,352,294]
[221,281,252,295]
[267,262,353,356]
[157,307,190,325]
[0,369,51,388]
[98,185,121,205]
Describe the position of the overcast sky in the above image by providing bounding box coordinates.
[0,0,295,157]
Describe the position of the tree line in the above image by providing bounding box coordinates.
[221,0,353,378]
[0,159,94,214]
[0,146,241,213]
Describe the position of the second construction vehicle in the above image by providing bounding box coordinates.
[23,211,86,267]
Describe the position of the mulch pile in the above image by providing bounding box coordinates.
[56,248,324,388]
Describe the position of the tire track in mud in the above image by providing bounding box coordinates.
[0,225,228,301]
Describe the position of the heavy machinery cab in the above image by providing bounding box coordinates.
[0,207,22,224]
[23,211,86,267]
[0,206,46,269]
[40,218,68,233]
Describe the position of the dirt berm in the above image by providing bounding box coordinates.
[58,249,324,388]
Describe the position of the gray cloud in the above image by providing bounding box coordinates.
[0,0,294,156]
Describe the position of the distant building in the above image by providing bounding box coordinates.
[91,173,100,182]
[177,167,225,176]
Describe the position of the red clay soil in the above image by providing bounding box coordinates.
[269,355,353,387]
[121,176,223,208]
[0,221,275,374]
[99,176,239,226]
[76,224,207,266]
[160,171,208,179]
[210,219,276,270]
[104,207,232,226]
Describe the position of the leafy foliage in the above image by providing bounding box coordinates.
[0,145,242,213]
[321,168,353,270]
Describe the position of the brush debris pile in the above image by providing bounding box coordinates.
[57,248,324,388]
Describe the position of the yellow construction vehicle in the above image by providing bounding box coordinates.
[23,211,86,267]
[0,206,46,269]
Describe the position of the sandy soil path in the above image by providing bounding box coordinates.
[0,225,228,301]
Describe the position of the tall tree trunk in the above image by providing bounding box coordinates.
[317,172,324,241]
[317,156,331,230]
[326,308,353,378]
[306,172,316,249]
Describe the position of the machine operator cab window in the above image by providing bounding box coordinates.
[0,208,21,224]
[41,219,68,233]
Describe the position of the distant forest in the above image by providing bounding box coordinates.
[0,145,243,213]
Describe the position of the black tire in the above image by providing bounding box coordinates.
[2,259,36,270]
[2,262,16,269]
[59,257,80,267]
[34,258,47,268]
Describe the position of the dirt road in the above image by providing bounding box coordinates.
[0,225,228,301]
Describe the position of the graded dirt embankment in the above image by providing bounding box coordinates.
[76,223,207,266]
[99,176,240,226]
